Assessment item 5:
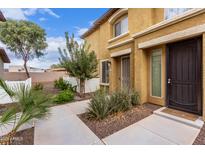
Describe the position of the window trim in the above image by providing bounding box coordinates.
[100,59,110,86]
[113,15,128,38]
[108,8,128,24]
[150,49,162,98]
[108,31,129,43]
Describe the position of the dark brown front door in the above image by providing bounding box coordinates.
[167,37,202,115]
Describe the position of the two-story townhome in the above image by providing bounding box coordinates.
[0,11,10,79]
[82,8,205,121]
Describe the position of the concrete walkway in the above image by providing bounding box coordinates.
[34,100,202,145]
[34,100,104,145]
[102,114,201,145]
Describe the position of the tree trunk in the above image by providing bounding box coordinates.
[24,60,30,78]
[79,79,85,98]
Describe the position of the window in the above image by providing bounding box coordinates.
[151,50,161,97]
[101,60,109,84]
[114,16,128,37]
[165,8,192,20]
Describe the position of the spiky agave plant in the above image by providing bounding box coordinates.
[0,78,52,144]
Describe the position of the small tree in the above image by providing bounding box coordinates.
[58,32,98,97]
[0,20,47,78]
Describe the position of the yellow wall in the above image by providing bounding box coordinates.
[133,12,205,120]
[85,8,165,59]
[136,13,205,44]
[84,8,205,119]
[84,8,164,91]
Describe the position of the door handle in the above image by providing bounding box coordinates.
[168,78,171,84]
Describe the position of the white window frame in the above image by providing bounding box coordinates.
[100,59,110,86]
[113,15,128,38]
[164,8,192,20]
[150,49,162,98]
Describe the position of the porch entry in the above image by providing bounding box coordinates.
[121,56,130,89]
[166,37,202,115]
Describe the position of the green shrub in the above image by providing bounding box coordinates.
[109,90,132,113]
[87,90,111,120]
[54,77,76,92]
[33,83,43,91]
[130,91,140,106]
[53,90,74,104]
[86,89,140,120]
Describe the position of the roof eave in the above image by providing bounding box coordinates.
[81,8,120,39]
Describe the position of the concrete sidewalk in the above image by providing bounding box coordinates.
[34,100,201,145]
[34,100,104,145]
[102,114,201,145]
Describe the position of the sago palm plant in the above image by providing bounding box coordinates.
[0,78,52,145]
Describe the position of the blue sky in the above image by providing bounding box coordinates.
[0,8,108,69]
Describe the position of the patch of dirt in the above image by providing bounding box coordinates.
[193,124,205,145]
[0,127,34,145]
[74,93,93,101]
[12,127,34,145]
[78,103,161,139]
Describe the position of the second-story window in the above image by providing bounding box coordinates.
[114,16,128,37]
[165,8,192,20]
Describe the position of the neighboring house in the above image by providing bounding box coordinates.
[0,11,10,79]
[81,8,205,121]
[9,65,46,72]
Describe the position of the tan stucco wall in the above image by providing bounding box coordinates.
[84,9,205,119]
[110,56,121,92]
[4,72,67,83]
[108,9,164,47]
[135,13,205,45]
[134,12,205,120]
[85,29,101,76]
[85,8,165,58]
[84,8,166,96]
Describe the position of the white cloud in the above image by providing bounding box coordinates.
[0,8,60,20]
[0,8,27,20]
[3,36,66,69]
[89,20,95,26]
[39,9,60,18]
[2,34,84,69]
[74,19,95,37]
[23,8,38,16]
[24,8,60,18]
[39,17,46,21]
[75,27,88,36]
[46,36,66,53]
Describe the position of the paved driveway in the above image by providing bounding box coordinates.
[103,114,201,145]
[34,100,103,145]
